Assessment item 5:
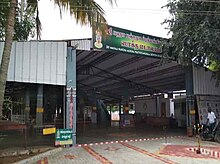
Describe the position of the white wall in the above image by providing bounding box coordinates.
[135,98,157,116]
[134,97,171,117]
[0,41,67,85]
[170,99,174,115]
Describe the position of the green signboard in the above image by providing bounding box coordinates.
[55,129,73,146]
[93,25,163,58]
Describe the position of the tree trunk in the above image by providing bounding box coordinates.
[0,0,17,118]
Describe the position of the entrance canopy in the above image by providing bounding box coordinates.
[73,25,185,103]
[76,49,185,103]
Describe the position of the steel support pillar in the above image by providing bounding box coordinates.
[66,48,77,145]
[185,65,195,127]
[36,84,43,126]
[25,89,30,124]
[156,96,160,117]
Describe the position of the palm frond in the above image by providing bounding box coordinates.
[53,0,116,36]
[27,0,38,11]
[26,0,41,40]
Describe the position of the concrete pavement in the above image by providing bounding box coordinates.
[16,136,220,164]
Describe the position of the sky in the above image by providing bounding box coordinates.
[38,0,171,40]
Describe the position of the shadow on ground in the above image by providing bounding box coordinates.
[76,123,186,144]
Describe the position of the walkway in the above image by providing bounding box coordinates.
[17,136,220,164]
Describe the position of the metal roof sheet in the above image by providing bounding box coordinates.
[77,49,185,103]
[0,41,67,85]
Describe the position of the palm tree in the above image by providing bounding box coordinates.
[0,0,17,118]
[0,0,116,118]
[28,0,116,38]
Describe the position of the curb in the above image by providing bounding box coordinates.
[76,135,186,147]
[0,147,53,158]
[188,147,220,159]
[0,150,29,158]
[14,147,63,164]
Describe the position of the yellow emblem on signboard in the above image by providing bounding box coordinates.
[43,128,56,135]
[190,110,196,115]
[36,107,44,113]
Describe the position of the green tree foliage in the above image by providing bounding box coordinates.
[0,0,10,39]
[14,3,36,40]
[163,0,220,70]
[0,0,36,40]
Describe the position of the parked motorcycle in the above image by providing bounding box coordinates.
[200,120,220,143]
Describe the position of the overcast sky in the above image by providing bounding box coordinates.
[38,0,171,40]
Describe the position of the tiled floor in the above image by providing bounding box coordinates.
[18,137,220,164]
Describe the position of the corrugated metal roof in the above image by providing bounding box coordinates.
[0,41,67,85]
[193,65,220,95]
[70,38,92,50]
[76,49,186,102]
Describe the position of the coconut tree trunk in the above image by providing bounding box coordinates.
[0,0,17,118]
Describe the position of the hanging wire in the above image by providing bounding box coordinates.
[191,0,220,3]
[1,2,220,16]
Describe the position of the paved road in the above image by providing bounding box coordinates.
[17,136,220,164]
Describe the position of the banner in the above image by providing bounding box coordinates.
[93,25,163,58]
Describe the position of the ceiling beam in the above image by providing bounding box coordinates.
[86,65,163,94]
[78,55,144,83]
[77,82,122,101]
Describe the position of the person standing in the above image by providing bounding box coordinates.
[206,107,216,131]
